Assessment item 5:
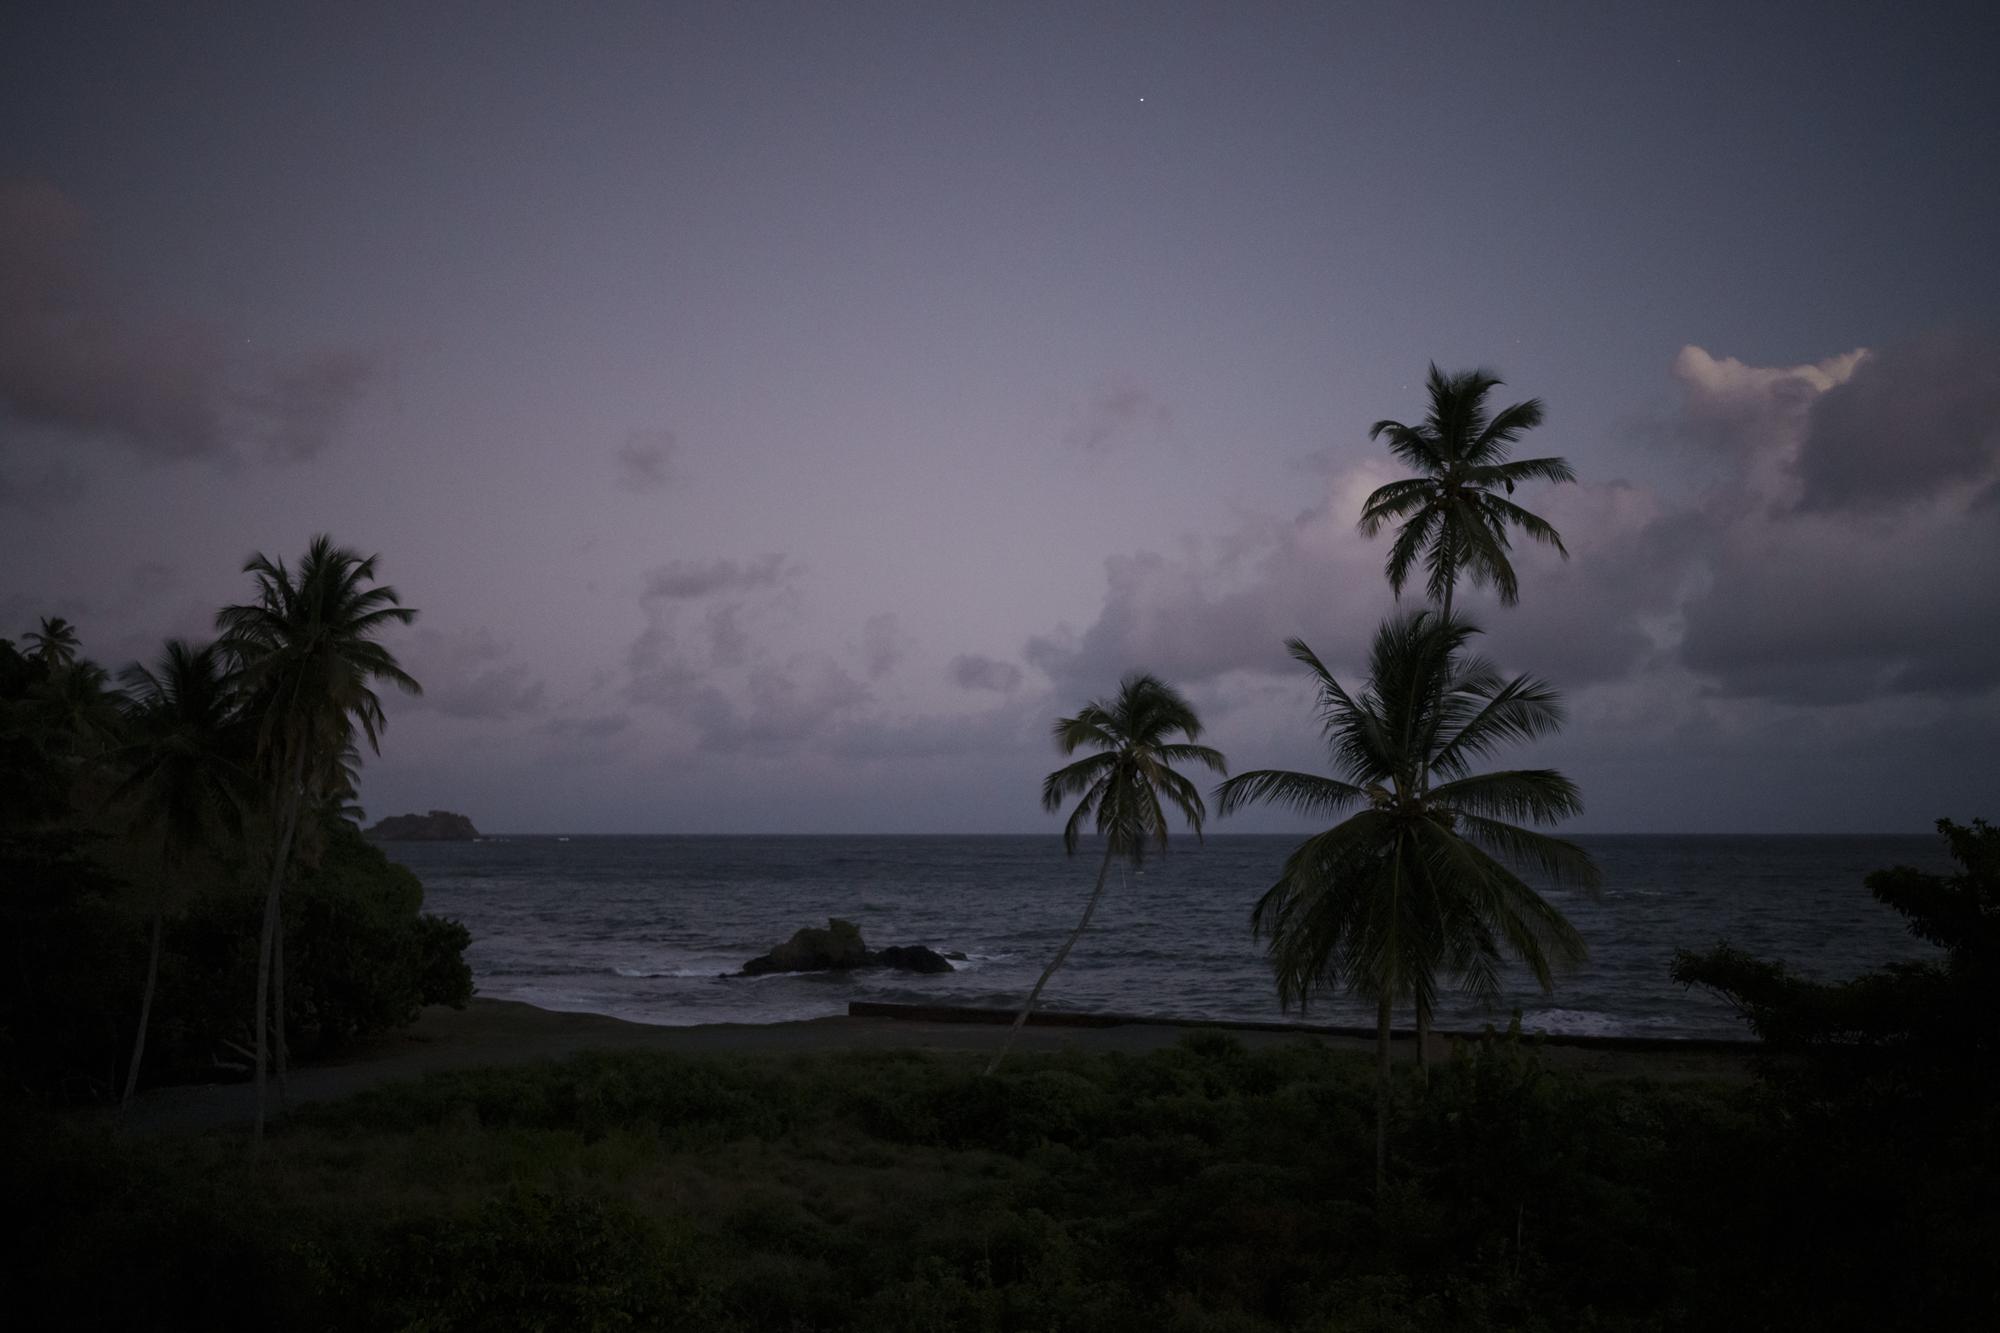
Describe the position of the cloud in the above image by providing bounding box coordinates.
[0,456,88,510]
[1794,329,2000,513]
[1024,474,1406,697]
[613,428,678,493]
[1062,375,1172,453]
[400,627,547,720]
[1666,331,2000,703]
[542,713,630,739]
[625,551,870,753]
[950,653,1023,693]
[0,179,376,469]
[860,612,907,680]
[641,553,796,601]
[1027,332,2000,719]
[246,349,380,462]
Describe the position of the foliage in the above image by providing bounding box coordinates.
[1359,364,1575,611]
[164,819,474,1062]
[1674,817,1999,1119]
[0,831,145,1100]
[995,674,1225,1072]
[1040,673,1227,860]
[1217,614,1596,1026]
[215,533,423,1136]
[11,1034,1992,1330]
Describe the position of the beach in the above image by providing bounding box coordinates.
[121,996,1756,1136]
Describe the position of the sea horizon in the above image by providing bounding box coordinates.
[390,832,1953,1041]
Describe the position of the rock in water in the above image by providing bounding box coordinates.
[735,919,958,976]
[742,918,870,975]
[872,945,954,975]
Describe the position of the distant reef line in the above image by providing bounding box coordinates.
[365,810,480,841]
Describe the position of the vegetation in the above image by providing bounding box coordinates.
[217,535,423,1139]
[0,540,465,1111]
[1216,615,1596,1188]
[1358,364,1576,616]
[107,639,253,1107]
[10,1027,1991,1330]
[992,674,1226,1074]
[1674,816,1999,1110]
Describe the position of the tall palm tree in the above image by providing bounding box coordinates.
[986,674,1226,1075]
[1359,365,1576,619]
[216,536,420,1141]
[24,616,80,671]
[1215,612,1597,1192]
[109,640,251,1108]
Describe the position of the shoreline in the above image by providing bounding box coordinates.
[118,995,1757,1136]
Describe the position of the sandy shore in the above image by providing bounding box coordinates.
[118,997,1755,1136]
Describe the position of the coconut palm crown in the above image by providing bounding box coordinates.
[1217,611,1596,1025]
[25,615,81,670]
[1359,364,1576,614]
[987,674,1226,1074]
[216,536,422,782]
[1040,673,1227,861]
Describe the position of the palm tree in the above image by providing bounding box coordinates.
[1215,612,1597,1192]
[216,536,420,1141]
[109,640,251,1108]
[986,674,1226,1075]
[24,616,80,671]
[29,658,123,765]
[1359,365,1576,619]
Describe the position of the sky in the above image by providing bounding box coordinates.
[3,1,1997,834]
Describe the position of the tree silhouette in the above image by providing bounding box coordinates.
[109,640,251,1107]
[1360,365,1576,618]
[1216,612,1596,1191]
[987,674,1225,1075]
[217,535,419,1142]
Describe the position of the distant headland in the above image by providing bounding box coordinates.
[366,810,481,841]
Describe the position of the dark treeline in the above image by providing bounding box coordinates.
[0,540,470,1109]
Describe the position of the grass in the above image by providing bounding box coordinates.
[5,1031,1987,1331]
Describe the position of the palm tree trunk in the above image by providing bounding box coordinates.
[1415,999,1432,1086]
[985,839,1118,1076]
[253,762,305,1147]
[1375,993,1393,1199]
[274,906,288,1111]
[120,898,164,1111]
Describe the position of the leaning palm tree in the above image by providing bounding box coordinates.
[109,640,252,1108]
[1359,365,1576,618]
[986,674,1226,1075]
[216,536,420,1142]
[1216,612,1597,1192]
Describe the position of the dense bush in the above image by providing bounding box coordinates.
[0,832,146,1100]
[0,817,473,1099]
[15,1033,1991,1331]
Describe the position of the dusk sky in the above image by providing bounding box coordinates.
[4,2,1996,834]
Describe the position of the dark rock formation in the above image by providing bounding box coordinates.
[736,919,957,977]
[365,810,480,841]
[871,945,955,975]
[742,918,870,975]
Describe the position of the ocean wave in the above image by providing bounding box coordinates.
[1515,1007,1702,1038]
[613,965,731,979]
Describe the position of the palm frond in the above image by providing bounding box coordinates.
[1431,769,1586,826]
[1215,768,1367,818]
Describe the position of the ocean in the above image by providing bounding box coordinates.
[386,833,1954,1041]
